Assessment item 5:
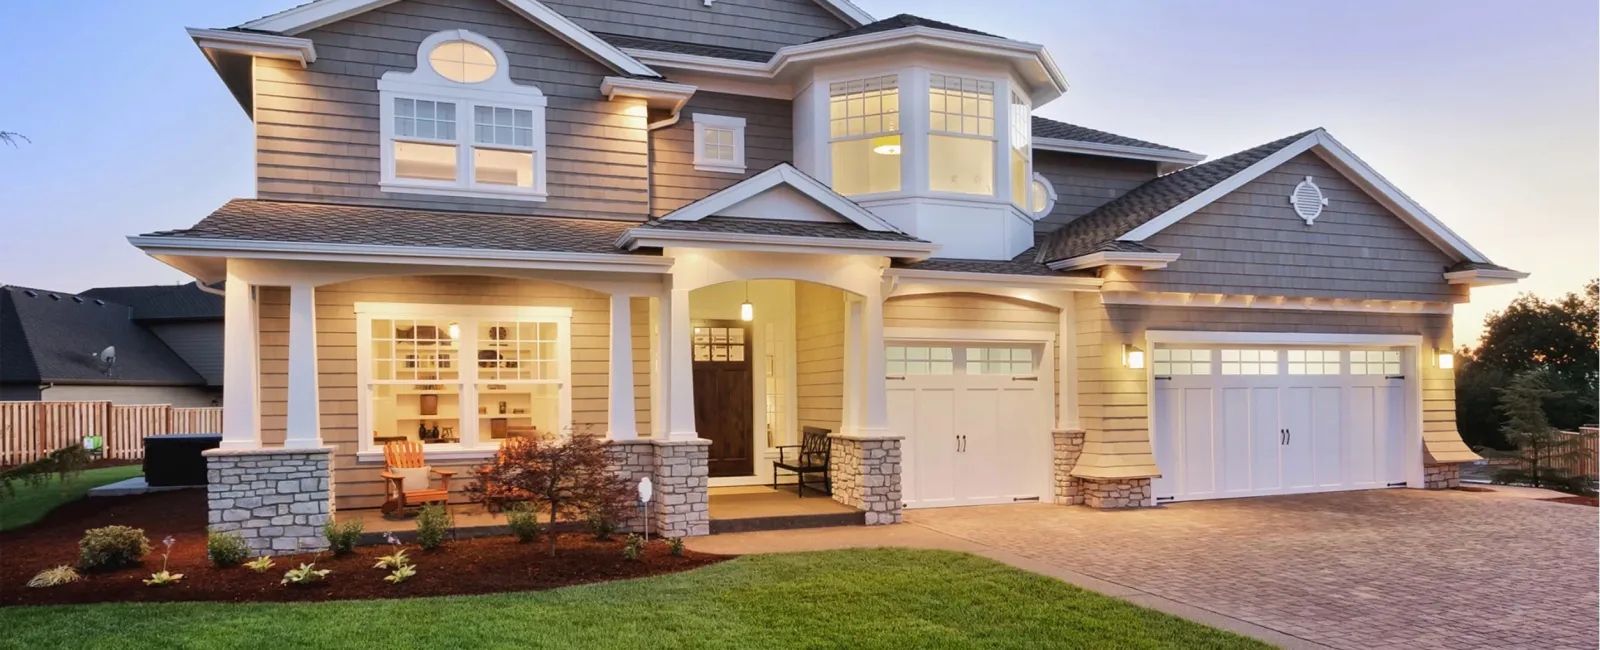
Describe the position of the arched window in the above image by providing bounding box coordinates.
[378,30,547,202]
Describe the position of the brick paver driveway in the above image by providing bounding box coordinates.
[907,490,1597,650]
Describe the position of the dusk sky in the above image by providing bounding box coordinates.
[0,0,1593,345]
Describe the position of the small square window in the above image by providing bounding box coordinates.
[693,114,746,173]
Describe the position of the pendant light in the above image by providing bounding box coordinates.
[740,281,754,322]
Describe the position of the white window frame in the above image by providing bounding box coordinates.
[827,73,902,198]
[692,113,747,174]
[378,29,549,202]
[927,73,998,198]
[354,302,572,462]
[1008,90,1032,210]
[1030,172,1058,218]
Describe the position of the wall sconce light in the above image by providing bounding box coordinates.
[1436,349,1453,370]
[447,321,460,340]
[1123,344,1145,370]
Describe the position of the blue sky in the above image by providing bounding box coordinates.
[0,0,1594,344]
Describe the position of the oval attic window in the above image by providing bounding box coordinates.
[429,40,496,83]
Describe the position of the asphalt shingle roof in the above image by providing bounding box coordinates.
[637,217,924,242]
[1446,261,1517,273]
[595,33,774,62]
[893,242,1087,277]
[1032,117,1194,155]
[811,14,997,43]
[1036,130,1315,263]
[80,284,222,322]
[145,200,651,256]
[0,286,205,386]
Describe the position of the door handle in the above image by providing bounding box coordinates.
[1285,429,1291,445]
[1280,428,1287,445]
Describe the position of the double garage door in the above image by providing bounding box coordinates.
[886,341,1053,508]
[1152,345,1411,503]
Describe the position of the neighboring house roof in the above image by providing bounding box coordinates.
[1036,130,1314,263]
[1032,117,1193,155]
[143,199,650,257]
[636,217,923,242]
[80,283,223,322]
[810,13,997,42]
[594,33,775,63]
[0,286,206,387]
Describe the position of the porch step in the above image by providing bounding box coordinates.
[710,511,866,535]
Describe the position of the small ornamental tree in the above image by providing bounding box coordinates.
[0,444,90,503]
[1484,368,1597,496]
[466,430,633,556]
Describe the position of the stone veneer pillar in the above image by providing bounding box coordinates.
[1052,429,1086,505]
[204,447,333,555]
[651,439,710,538]
[829,435,903,525]
[1079,477,1152,510]
[1423,463,1462,489]
[604,439,655,534]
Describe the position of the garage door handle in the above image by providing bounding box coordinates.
[1385,375,1406,380]
[1011,376,1038,381]
[1280,428,1287,445]
[886,375,906,381]
[1154,376,1172,381]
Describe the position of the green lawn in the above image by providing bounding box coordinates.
[0,465,143,531]
[0,548,1268,650]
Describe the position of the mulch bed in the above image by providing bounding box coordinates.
[0,490,728,606]
[1541,495,1599,507]
[1452,485,1496,493]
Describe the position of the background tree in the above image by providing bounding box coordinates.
[464,431,634,557]
[1482,368,1595,495]
[0,131,28,147]
[1456,279,1598,449]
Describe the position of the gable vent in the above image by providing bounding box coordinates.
[1290,176,1329,225]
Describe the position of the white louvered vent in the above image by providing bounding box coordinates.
[1290,176,1329,225]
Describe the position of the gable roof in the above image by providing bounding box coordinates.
[657,163,903,233]
[0,286,207,387]
[80,283,224,322]
[235,0,660,77]
[637,217,923,242]
[810,13,996,43]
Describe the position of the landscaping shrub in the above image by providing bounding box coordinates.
[26,565,80,588]
[207,529,250,567]
[143,536,183,587]
[505,502,542,543]
[622,534,644,561]
[245,556,276,573]
[416,503,452,550]
[281,563,330,586]
[465,428,634,557]
[587,511,618,541]
[77,525,151,572]
[323,519,364,556]
[668,537,684,557]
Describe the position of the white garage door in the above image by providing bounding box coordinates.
[887,342,1052,508]
[1152,346,1410,503]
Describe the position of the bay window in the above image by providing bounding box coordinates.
[928,74,995,196]
[829,75,901,196]
[1009,91,1032,209]
[358,304,571,457]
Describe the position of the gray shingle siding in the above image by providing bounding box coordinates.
[1123,152,1466,303]
[255,0,650,220]
[541,0,851,53]
[651,92,794,216]
[1032,150,1159,233]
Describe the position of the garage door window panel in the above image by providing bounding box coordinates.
[1220,349,1279,376]
[1287,350,1342,375]
[1154,349,1212,376]
[1350,350,1402,376]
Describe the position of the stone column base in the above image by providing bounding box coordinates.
[1080,477,1152,509]
[829,435,903,525]
[652,439,710,538]
[204,447,333,555]
[1424,463,1461,489]
[604,439,656,534]
[1052,429,1085,506]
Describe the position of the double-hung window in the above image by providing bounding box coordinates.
[829,75,901,196]
[928,74,995,196]
[357,304,572,459]
[379,30,548,202]
[1009,91,1032,209]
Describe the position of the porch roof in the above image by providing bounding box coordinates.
[636,216,925,242]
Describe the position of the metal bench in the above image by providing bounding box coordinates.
[772,426,832,497]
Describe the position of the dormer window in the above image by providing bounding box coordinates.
[379,29,547,202]
[829,75,901,196]
[928,75,995,196]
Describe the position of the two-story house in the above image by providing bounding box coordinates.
[133,0,1525,552]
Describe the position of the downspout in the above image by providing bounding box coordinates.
[644,112,682,219]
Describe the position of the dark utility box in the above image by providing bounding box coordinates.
[143,434,222,487]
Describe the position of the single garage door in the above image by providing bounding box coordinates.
[1152,346,1410,503]
[887,342,1052,508]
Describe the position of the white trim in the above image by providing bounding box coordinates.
[883,267,1101,291]
[1029,171,1057,219]
[1117,130,1492,264]
[617,228,939,258]
[240,0,661,78]
[1101,291,1455,315]
[656,164,902,232]
[128,235,676,274]
[187,28,316,65]
[1031,136,1205,166]
[814,0,873,26]
[1444,268,1529,287]
[1145,331,1425,347]
[691,113,748,174]
[886,326,1055,343]
[1048,251,1181,271]
[599,76,696,112]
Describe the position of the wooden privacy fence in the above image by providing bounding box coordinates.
[1556,426,1599,479]
[0,401,223,466]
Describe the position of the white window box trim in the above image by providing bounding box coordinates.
[692,113,748,174]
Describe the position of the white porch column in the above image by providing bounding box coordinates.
[663,287,698,440]
[607,293,638,440]
[283,284,322,449]
[841,296,865,434]
[860,286,889,436]
[220,268,260,449]
[1057,294,1079,430]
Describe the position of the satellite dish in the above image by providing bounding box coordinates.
[93,346,116,374]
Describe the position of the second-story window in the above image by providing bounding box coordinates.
[692,114,747,174]
[829,75,900,196]
[928,75,994,196]
[1009,91,1031,210]
[379,29,548,202]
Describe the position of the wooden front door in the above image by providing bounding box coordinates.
[692,320,754,477]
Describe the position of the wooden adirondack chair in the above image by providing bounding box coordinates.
[380,440,456,515]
